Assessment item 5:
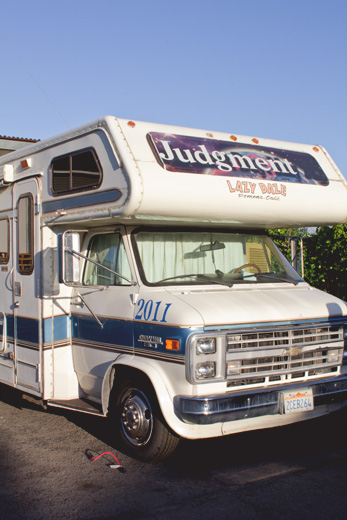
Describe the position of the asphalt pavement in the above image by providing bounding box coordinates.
[1,383,347,520]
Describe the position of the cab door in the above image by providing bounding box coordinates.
[69,228,136,400]
[12,178,41,392]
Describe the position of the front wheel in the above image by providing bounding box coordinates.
[110,378,180,462]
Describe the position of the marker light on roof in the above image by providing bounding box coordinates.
[20,158,31,169]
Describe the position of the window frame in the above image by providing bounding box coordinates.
[131,226,302,287]
[50,147,103,196]
[0,218,10,265]
[82,231,132,287]
[17,194,34,275]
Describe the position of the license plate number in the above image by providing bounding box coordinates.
[282,388,314,414]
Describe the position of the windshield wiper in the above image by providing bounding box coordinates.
[153,274,233,287]
[242,272,299,285]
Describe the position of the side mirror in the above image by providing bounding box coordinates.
[60,231,82,285]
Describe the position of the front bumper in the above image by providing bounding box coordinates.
[177,375,347,425]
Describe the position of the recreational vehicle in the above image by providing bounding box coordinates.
[0,116,346,461]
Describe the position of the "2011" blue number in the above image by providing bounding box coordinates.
[135,300,172,323]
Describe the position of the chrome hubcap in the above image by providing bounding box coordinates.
[121,390,153,446]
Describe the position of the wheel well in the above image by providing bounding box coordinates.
[107,365,155,412]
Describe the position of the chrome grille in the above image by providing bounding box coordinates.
[227,326,341,350]
[226,325,343,387]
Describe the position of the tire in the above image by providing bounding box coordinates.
[110,377,180,462]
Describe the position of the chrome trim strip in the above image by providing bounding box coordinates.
[72,340,185,364]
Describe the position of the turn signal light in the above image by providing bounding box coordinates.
[166,339,180,351]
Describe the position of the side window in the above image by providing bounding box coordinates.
[17,195,34,275]
[0,218,9,264]
[51,148,102,195]
[83,233,132,286]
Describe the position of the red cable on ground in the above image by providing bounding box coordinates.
[90,451,121,465]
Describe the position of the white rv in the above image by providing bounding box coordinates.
[0,116,347,461]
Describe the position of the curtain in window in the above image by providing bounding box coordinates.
[83,234,131,286]
[135,232,245,283]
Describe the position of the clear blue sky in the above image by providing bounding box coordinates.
[1,0,347,177]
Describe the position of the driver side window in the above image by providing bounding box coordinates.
[83,233,132,286]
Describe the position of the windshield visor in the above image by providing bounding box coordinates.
[132,230,302,286]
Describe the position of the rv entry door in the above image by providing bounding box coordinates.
[12,178,41,393]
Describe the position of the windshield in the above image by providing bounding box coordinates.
[133,230,302,286]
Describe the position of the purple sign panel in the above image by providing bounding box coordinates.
[148,132,329,186]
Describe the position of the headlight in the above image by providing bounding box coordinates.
[195,362,216,379]
[196,337,216,355]
[188,333,225,383]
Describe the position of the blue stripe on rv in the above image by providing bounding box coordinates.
[43,315,72,343]
[72,314,196,355]
[4,316,39,345]
[42,189,122,213]
[6,314,198,356]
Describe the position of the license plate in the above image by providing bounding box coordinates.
[282,387,314,414]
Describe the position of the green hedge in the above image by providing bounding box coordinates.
[304,224,347,302]
[270,225,347,302]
